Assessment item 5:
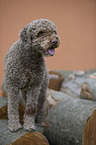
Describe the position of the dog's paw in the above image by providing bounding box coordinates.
[23,123,36,132]
[24,115,36,132]
[8,122,22,132]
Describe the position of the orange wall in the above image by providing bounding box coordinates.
[0,0,96,95]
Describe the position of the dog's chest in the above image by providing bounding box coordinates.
[23,58,45,83]
[18,50,46,88]
[24,56,45,74]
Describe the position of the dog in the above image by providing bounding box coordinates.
[4,19,60,131]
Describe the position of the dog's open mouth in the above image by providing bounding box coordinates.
[48,48,55,56]
[41,47,56,56]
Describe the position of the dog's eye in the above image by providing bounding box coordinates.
[37,31,45,37]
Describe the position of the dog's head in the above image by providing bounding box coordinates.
[20,19,60,57]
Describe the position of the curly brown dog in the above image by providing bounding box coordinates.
[4,19,60,131]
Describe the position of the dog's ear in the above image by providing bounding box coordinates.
[19,26,28,42]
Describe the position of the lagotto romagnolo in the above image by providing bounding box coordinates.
[4,19,60,131]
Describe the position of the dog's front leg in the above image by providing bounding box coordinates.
[8,86,22,131]
[37,70,48,126]
[23,85,41,131]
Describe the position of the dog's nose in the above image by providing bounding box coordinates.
[51,39,58,46]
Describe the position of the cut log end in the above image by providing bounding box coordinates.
[11,132,49,145]
[82,109,96,145]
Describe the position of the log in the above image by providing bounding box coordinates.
[48,70,64,91]
[11,132,49,145]
[82,109,96,145]
[44,93,96,145]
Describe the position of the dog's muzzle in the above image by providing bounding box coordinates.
[47,39,59,56]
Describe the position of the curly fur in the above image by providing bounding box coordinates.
[4,19,60,131]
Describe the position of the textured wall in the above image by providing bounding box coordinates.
[0,0,96,95]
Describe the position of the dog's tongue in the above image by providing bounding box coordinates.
[48,48,55,55]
